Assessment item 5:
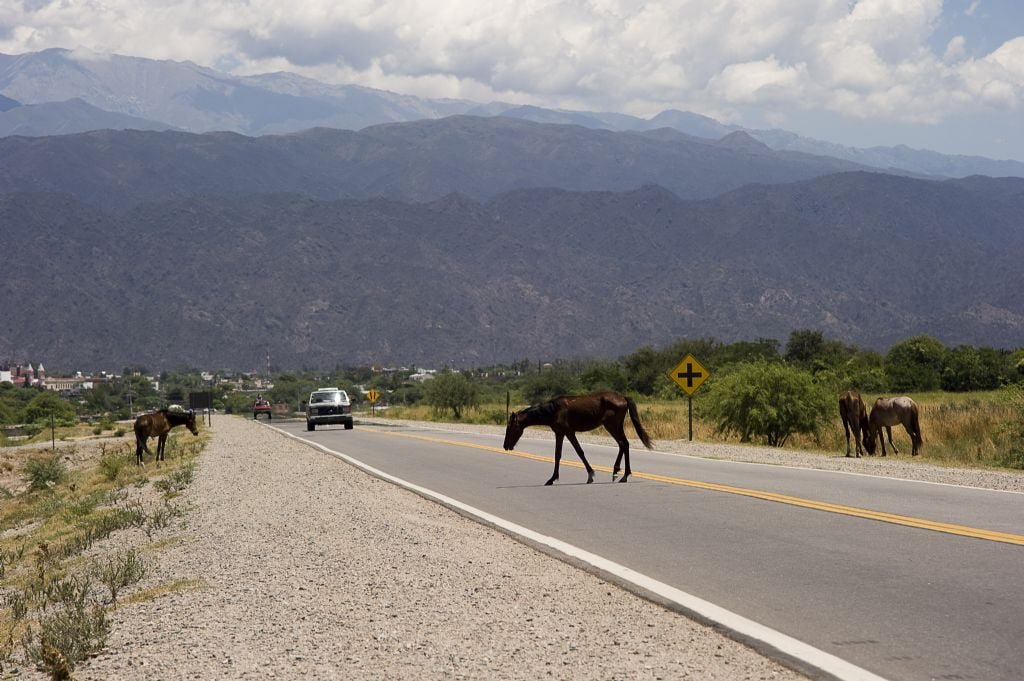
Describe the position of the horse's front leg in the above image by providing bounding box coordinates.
[843,423,854,457]
[545,434,564,486]
[157,434,167,463]
[566,433,595,484]
[885,426,899,455]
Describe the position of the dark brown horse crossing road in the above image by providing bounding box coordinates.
[503,390,652,485]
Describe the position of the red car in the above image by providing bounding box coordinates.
[253,398,273,420]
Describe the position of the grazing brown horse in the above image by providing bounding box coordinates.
[503,391,653,485]
[864,396,922,457]
[134,408,199,465]
[838,390,869,458]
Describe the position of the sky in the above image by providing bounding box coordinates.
[1,0,1022,160]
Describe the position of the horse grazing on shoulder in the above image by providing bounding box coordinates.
[503,391,653,485]
[134,408,199,465]
[864,396,922,457]
[838,390,869,458]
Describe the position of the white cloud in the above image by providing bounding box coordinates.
[0,0,1021,125]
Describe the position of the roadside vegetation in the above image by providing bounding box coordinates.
[4,330,1023,473]
[0,424,205,679]
[373,331,1024,471]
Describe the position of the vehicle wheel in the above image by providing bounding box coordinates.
[307,422,315,431]
[344,422,353,430]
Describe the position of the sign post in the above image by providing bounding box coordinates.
[668,354,711,441]
[367,388,381,416]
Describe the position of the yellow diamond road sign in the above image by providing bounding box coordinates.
[669,354,710,395]
[367,389,381,403]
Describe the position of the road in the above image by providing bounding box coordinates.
[271,419,1024,681]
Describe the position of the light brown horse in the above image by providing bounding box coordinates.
[503,391,653,485]
[838,390,869,458]
[864,396,922,457]
[134,408,199,465]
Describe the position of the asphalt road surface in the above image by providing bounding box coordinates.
[273,420,1024,681]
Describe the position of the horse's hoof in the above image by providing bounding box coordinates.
[544,480,554,486]
[618,477,629,483]
[586,477,594,484]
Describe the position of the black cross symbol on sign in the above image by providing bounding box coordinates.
[677,363,703,387]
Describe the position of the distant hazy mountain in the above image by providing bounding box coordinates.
[2,172,1021,369]
[2,48,1022,179]
[0,98,176,136]
[0,48,474,136]
[0,116,872,209]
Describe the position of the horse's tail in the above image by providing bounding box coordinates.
[626,397,653,449]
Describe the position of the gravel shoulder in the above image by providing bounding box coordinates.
[72,416,812,680]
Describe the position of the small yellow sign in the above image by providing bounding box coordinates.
[669,354,710,395]
[367,389,381,403]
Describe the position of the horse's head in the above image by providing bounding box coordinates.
[503,411,526,451]
[185,409,199,436]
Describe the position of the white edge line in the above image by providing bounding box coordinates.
[271,424,890,681]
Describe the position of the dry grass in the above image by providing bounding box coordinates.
[376,390,1023,470]
[0,426,208,677]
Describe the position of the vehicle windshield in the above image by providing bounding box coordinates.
[311,391,347,404]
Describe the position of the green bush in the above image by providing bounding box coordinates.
[24,455,67,491]
[22,576,110,679]
[98,449,129,482]
[704,361,832,447]
[423,371,479,419]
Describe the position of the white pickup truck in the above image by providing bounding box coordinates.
[305,387,353,431]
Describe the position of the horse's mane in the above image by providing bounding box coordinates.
[524,399,560,421]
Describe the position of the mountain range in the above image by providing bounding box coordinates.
[2,50,1023,370]
[2,48,1023,180]
[2,169,1022,370]
[0,118,874,209]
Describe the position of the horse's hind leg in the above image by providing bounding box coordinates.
[607,421,629,480]
[842,421,854,457]
[136,438,153,466]
[610,435,631,482]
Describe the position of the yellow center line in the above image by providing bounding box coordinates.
[365,428,1024,546]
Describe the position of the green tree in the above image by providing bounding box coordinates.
[941,346,1008,391]
[784,329,846,372]
[885,335,946,392]
[579,361,627,393]
[518,366,580,404]
[623,346,663,396]
[423,371,478,419]
[704,362,832,447]
[716,338,781,365]
[23,390,78,425]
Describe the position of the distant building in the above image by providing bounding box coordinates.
[2,363,45,387]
